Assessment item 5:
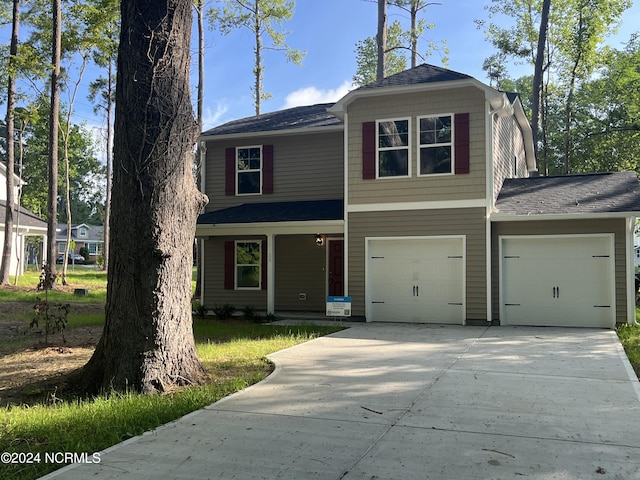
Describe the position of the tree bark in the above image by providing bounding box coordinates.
[0,0,20,285]
[531,0,550,171]
[82,0,209,394]
[377,0,387,82]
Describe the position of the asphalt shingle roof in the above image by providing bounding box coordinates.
[495,172,640,216]
[198,199,343,225]
[358,64,473,90]
[201,103,341,137]
[0,201,47,229]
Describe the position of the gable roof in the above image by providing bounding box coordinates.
[358,64,473,90]
[56,223,104,242]
[494,172,640,217]
[0,201,47,230]
[200,103,342,138]
[198,199,343,225]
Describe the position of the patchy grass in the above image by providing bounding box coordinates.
[617,323,640,378]
[0,318,342,480]
[1,269,107,304]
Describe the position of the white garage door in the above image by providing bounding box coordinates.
[367,237,465,324]
[500,235,615,328]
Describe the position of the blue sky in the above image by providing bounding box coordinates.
[3,0,639,140]
[195,0,640,130]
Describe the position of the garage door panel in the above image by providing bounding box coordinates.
[368,237,465,324]
[501,236,614,328]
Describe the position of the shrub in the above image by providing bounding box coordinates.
[241,306,262,323]
[212,303,235,320]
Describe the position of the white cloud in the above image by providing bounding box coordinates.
[202,101,230,130]
[282,80,354,109]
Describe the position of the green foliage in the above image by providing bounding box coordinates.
[212,303,236,320]
[353,21,408,86]
[241,305,262,323]
[30,264,70,345]
[617,323,640,377]
[207,0,305,114]
[0,321,343,480]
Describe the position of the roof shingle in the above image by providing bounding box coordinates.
[198,199,343,225]
[495,172,640,216]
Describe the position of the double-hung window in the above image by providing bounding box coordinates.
[418,115,453,175]
[235,241,261,289]
[377,118,410,178]
[237,147,262,195]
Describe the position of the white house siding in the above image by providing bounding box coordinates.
[346,87,487,206]
[491,219,629,325]
[203,130,344,213]
[348,207,487,323]
[492,114,528,204]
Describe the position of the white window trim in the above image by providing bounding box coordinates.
[416,113,455,177]
[78,227,87,237]
[376,117,411,179]
[236,145,263,196]
[235,240,262,290]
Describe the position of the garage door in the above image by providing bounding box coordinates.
[500,235,615,328]
[368,237,465,324]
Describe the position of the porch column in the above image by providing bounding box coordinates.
[267,233,275,314]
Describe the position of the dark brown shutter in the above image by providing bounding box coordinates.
[454,113,470,174]
[262,145,274,194]
[362,121,376,179]
[261,239,267,290]
[224,241,234,290]
[225,147,235,195]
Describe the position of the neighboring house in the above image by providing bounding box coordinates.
[56,223,104,260]
[0,163,47,275]
[196,64,640,328]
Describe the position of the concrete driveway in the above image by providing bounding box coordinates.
[43,324,640,480]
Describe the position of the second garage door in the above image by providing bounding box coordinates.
[500,235,615,328]
[367,237,465,324]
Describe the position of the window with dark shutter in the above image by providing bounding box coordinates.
[362,122,376,179]
[225,148,235,195]
[454,113,470,174]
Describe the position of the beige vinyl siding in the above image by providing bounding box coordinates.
[348,208,487,321]
[202,236,267,311]
[491,219,628,325]
[204,130,343,212]
[492,115,528,203]
[347,87,487,205]
[274,235,329,311]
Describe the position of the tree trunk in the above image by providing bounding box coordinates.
[81,0,209,394]
[531,0,550,170]
[377,0,387,82]
[410,1,418,68]
[46,0,62,286]
[102,59,113,272]
[253,0,262,116]
[0,0,20,285]
[194,0,205,299]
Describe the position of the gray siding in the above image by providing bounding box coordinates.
[347,87,487,205]
[204,130,343,212]
[275,235,329,311]
[348,208,488,321]
[492,114,528,203]
[203,234,336,313]
[491,219,629,325]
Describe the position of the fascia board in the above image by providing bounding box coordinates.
[198,124,343,143]
[196,219,344,237]
[490,212,638,222]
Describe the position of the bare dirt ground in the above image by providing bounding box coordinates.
[0,298,104,407]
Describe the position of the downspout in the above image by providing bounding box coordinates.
[199,140,207,307]
[626,216,639,325]
[343,112,349,304]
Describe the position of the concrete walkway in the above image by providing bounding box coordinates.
[43,324,640,480]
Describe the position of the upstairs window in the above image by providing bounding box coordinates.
[377,119,410,178]
[79,227,87,237]
[418,115,453,175]
[235,241,261,289]
[237,147,262,195]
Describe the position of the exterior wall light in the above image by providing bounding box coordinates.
[315,234,324,246]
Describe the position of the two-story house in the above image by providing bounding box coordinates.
[196,64,640,328]
[56,223,104,261]
[0,163,47,275]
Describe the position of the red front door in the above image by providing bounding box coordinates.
[328,240,344,296]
